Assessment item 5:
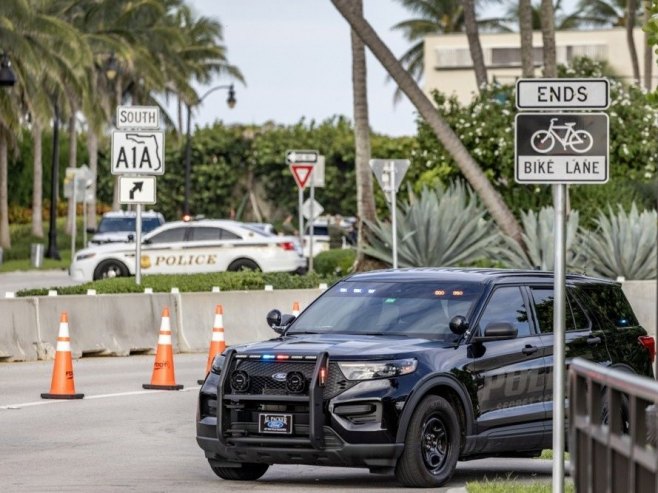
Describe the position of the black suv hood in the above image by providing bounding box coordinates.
[237,333,449,359]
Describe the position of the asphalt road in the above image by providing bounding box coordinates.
[0,269,82,295]
[0,353,555,493]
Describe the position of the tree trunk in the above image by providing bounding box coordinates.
[540,0,557,78]
[112,77,122,211]
[519,0,534,78]
[0,135,10,249]
[178,96,184,136]
[350,0,376,262]
[462,0,487,90]
[86,131,98,229]
[644,0,653,91]
[66,109,77,234]
[627,0,641,85]
[31,122,44,238]
[331,0,523,244]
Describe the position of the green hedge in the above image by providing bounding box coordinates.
[17,271,340,297]
[314,248,357,276]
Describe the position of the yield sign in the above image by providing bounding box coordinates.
[290,163,315,190]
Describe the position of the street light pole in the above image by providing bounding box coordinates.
[183,84,236,217]
[46,99,61,259]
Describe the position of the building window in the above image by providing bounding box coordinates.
[435,48,473,68]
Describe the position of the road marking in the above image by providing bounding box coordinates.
[0,386,200,410]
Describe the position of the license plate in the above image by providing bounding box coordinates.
[258,413,293,434]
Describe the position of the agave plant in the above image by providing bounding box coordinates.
[362,182,499,267]
[498,207,584,271]
[580,204,656,280]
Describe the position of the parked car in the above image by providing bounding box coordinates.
[70,219,306,281]
[87,210,165,245]
[196,268,655,487]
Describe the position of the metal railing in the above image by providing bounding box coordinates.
[569,358,658,493]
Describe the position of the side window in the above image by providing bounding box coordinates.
[221,229,241,240]
[477,287,531,338]
[530,287,591,333]
[190,227,222,241]
[148,227,187,244]
[579,285,639,328]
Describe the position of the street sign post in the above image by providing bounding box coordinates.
[118,176,157,205]
[111,131,165,175]
[287,149,319,271]
[302,198,324,221]
[116,105,160,129]
[516,78,610,110]
[370,159,410,269]
[310,155,325,188]
[64,165,95,261]
[514,78,610,493]
[515,113,609,184]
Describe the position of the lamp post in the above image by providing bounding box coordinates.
[45,98,61,259]
[183,84,236,217]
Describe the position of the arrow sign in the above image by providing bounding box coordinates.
[286,149,319,164]
[290,163,315,190]
[129,181,144,200]
[119,176,157,204]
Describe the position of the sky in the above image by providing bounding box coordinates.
[184,0,420,137]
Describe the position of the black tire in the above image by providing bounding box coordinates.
[601,389,630,435]
[227,258,260,272]
[93,259,129,280]
[209,462,269,481]
[395,395,461,488]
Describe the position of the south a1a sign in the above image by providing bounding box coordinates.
[111,131,165,175]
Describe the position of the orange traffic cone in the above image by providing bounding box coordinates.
[198,305,227,384]
[143,307,183,390]
[41,312,84,400]
[292,301,301,317]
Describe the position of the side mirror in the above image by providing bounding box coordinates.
[86,227,96,234]
[127,233,135,241]
[449,315,469,335]
[266,309,282,329]
[472,322,518,342]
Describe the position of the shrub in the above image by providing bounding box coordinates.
[16,271,340,297]
[314,248,356,276]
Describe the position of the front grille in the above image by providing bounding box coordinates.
[227,359,357,399]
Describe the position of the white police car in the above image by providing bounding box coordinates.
[70,219,306,282]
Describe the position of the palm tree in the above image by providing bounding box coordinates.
[575,0,643,84]
[463,0,488,89]
[540,0,557,77]
[349,0,377,262]
[331,0,523,244]
[519,0,534,77]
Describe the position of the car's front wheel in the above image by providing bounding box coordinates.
[93,259,129,280]
[395,395,461,487]
[209,461,269,481]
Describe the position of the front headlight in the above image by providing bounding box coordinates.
[211,354,226,374]
[76,252,96,261]
[338,358,418,381]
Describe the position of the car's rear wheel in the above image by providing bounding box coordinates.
[93,259,129,280]
[395,395,461,488]
[209,462,269,481]
[227,258,260,272]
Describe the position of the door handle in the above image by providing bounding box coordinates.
[522,345,539,355]
[586,336,601,346]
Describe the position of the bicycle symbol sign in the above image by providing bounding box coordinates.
[515,112,609,184]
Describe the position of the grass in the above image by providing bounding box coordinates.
[1,218,84,272]
[467,479,574,493]
[539,449,570,461]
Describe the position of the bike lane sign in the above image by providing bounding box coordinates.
[514,112,609,184]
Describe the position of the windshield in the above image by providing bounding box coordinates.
[98,217,163,234]
[288,280,483,341]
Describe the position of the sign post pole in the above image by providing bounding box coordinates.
[70,184,77,262]
[298,189,304,260]
[309,182,315,272]
[514,78,610,493]
[389,161,398,269]
[135,203,142,285]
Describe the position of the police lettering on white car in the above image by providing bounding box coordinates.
[69,219,306,282]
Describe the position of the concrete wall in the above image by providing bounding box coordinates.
[0,282,654,362]
[0,289,324,362]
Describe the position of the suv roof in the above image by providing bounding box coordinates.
[100,210,163,218]
[344,267,615,285]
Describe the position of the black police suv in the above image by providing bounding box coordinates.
[196,268,655,488]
